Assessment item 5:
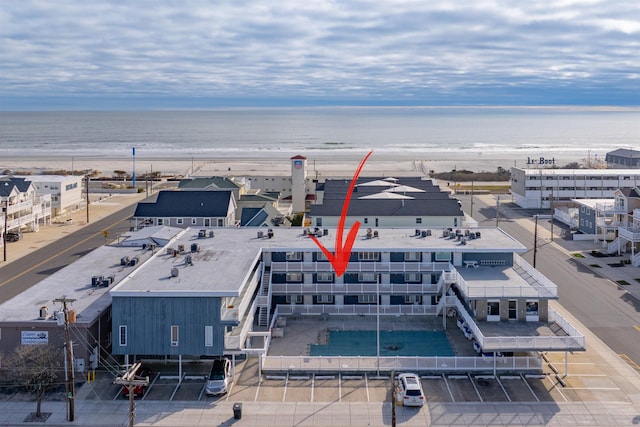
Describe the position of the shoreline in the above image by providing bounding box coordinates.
[1,150,595,179]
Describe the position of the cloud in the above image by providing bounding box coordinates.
[1,0,639,108]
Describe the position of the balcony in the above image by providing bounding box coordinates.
[270,282,439,295]
[618,226,640,242]
[270,261,451,273]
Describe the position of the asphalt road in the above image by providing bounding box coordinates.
[0,204,137,303]
[458,193,640,371]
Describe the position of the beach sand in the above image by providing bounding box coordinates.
[0,150,586,180]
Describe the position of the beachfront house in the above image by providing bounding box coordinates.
[132,190,238,229]
[0,176,52,239]
[310,177,465,228]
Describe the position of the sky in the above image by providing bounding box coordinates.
[1,0,639,110]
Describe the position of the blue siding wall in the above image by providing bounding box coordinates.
[112,296,224,356]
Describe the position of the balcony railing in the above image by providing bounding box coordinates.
[270,282,439,295]
[270,261,451,273]
[618,226,640,241]
[455,300,584,352]
[276,304,438,316]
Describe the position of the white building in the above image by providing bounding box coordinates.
[510,167,640,209]
[15,175,85,217]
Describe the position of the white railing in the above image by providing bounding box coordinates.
[270,282,438,295]
[617,227,640,242]
[261,355,542,373]
[224,300,257,350]
[270,261,451,273]
[632,252,640,267]
[455,300,585,351]
[453,257,557,299]
[276,304,438,316]
[607,237,621,254]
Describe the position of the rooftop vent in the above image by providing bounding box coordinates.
[171,267,179,277]
[185,254,193,266]
[39,306,49,320]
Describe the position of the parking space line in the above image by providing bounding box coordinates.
[468,374,483,402]
[282,374,288,402]
[254,376,261,402]
[365,374,370,402]
[338,373,342,402]
[520,374,540,402]
[169,375,184,401]
[546,374,567,401]
[495,376,511,402]
[442,374,455,402]
[311,374,315,402]
[198,383,206,401]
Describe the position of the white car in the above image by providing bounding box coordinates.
[396,373,425,407]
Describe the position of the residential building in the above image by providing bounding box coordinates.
[605,148,640,168]
[310,177,464,228]
[0,177,52,242]
[14,174,84,217]
[510,167,640,209]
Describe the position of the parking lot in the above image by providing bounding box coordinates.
[78,350,630,406]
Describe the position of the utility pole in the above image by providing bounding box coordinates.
[470,181,474,217]
[114,362,149,427]
[53,297,76,422]
[533,215,539,268]
[85,175,90,223]
[3,200,7,262]
[549,191,554,242]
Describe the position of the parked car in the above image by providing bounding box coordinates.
[5,231,22,242]
[121,367,153,398]
[205,358,232,396]
[396,373,425,407]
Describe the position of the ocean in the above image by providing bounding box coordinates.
[1,107,638,162]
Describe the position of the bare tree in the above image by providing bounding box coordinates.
[5,345,60,419]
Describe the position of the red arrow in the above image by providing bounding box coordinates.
[310,150,374,277]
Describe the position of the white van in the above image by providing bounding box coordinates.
[205,358,232,396]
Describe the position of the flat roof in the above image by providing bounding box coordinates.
[513,168,640,176]
[111,227,526,297]
[0,245,153,324]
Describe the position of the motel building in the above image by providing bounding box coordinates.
[0,226,585,383]
[510,167,640,209]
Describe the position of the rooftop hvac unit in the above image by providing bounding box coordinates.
[323,229,328,236]
[426,229,432,236]
[366,228,373,239]
[191,243,200,252]
[415,229,421,236]
[150,244,157,252]
[129,256,139,266]
[208,230,214,238]
[267,229,274,239]
[257,231,264,238]
[373,230,379,238]
[198,229,207,238]
[166,247,174,255]
[171,267,179,277]
[120,256,130,266]
[185,255,193,265]
[421,230,427,237]
[178,244,185,253]
[39,306,49,320]
[91,275,104,286]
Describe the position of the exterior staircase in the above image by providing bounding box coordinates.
[257,265,271,327]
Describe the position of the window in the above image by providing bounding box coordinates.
[205,326,213,347]
[404,273,421,283]
[171,325,179,347]
[358,251,380,261]
[204,218,211,227]
[435,252,451,261]
[358,294,377,304]
[285,295,304,304]
[176,218,183,225]
[191,218,197,225]
[364,218,369,224]
[317,295,334,304]
[317,272,333,282]
[416,218,422,224]
[218,219,224,226]
[526,301,539,316]
[317,251,329,261]
[358,273,377,283]
[286,272,302,282]
[119,325,127,346]
[404,295,422,304]
[404,252,420,261]
[286,251,302,261]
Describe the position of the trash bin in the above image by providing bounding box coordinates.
[233,402,242,420]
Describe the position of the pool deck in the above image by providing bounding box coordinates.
[266,315,477,357]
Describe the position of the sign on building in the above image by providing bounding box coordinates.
[21,331,48,345]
